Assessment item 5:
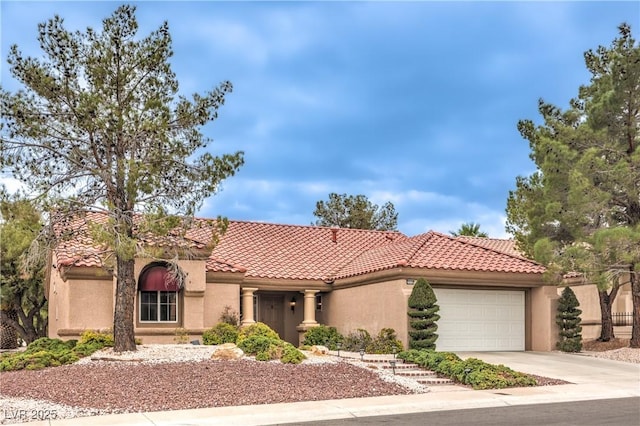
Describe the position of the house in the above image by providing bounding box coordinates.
[47,214,565,351]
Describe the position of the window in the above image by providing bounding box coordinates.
[138,264,180,323]
[140,291,177,322]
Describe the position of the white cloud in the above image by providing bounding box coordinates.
[0,176,24,194]
[370,189,459,208]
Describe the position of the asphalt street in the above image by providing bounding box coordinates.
[290,397,640,426]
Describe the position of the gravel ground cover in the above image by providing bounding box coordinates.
[0,347,414,424]
[1,343,637,424]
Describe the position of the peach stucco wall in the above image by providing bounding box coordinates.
[564,281,633,340]
[68,279,114,331]
[49,257,567,351]
[529,286,559,351]
[324,279,410,348]
[325,278,559,352]
[50,258,238,343]
[48,262,114,339]
[47,266,66,338]
[203,283,241,328]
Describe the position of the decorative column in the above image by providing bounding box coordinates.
[302,290,319,325]
[241,287,258,326]
[296,290,319,345]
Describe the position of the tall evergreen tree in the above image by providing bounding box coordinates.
[506,24,640,347]
[0,5,244,351]
[0,190,48,345]
[556,287,583,352]
[313,193,398,231]
[407,278,440,350]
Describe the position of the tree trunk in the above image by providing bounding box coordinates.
[0,308,19,349]
[597,286,619,342]
[113,256,137,352]
[630,266,640,348]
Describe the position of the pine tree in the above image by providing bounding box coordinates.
[313,193,398,230]
[407,278,440,350]
[1,5,243,352]
[556,287,583,352]
[506,24,640,346]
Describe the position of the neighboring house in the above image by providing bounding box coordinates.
[48,214,567,351]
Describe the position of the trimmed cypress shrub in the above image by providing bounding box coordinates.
[556,287,583,352]
[407,278,440,350]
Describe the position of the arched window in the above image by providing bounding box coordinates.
[138,264,180,323]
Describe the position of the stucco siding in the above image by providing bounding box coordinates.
[203,283,241,327]
[47,267,67,338]
[325,279,410,348]
[529,286,559,351]
[67,278,114,332]
[567,284,601,339]
[565,281,633,340]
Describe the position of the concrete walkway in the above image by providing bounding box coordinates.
[28,352,640,425]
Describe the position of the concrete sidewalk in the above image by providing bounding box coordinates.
[27,352,640,426]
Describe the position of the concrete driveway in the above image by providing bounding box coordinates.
[456,351,639,395]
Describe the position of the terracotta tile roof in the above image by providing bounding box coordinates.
[454,236,524,258]
[334,231,545,279]
[54,212,220,267]
[208,221,406,280]
[53,213,544,280]
[205,257,246,274]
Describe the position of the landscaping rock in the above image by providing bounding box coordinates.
[310,345,329,355]
[211,343,244,360]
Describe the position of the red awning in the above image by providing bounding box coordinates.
[139,266,180,292]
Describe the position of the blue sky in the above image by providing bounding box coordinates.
[2,1,639,238]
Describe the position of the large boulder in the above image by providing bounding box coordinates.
[211,343,244,360]
[310,345,329,355]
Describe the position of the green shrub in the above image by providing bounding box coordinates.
[302,325,343,350]
[238,335,280,355]
[366,328,404,354]
[342,329,372,352]
[556,287,583,352]
[24,337,76,354]
[202,323,239,345]
[281,343,306,364]
[397,349,536,389]
[73,329,115,356]
[236,322,280,347]
[0,349,80,372]
[78,330,115,346]
[407,278,440,350]
[0,330,127,372]
[253,341,306,364]
[255,349,274,361]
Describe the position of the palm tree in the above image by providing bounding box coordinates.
[450,222,488,238]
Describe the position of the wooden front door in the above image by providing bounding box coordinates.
[259,295,285,338]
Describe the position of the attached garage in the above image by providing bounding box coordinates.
[433,288,525,351]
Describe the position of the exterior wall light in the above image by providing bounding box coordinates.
[290,297,297,312]
[406,278,416,285]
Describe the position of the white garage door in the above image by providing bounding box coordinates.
[433,288,525,351]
